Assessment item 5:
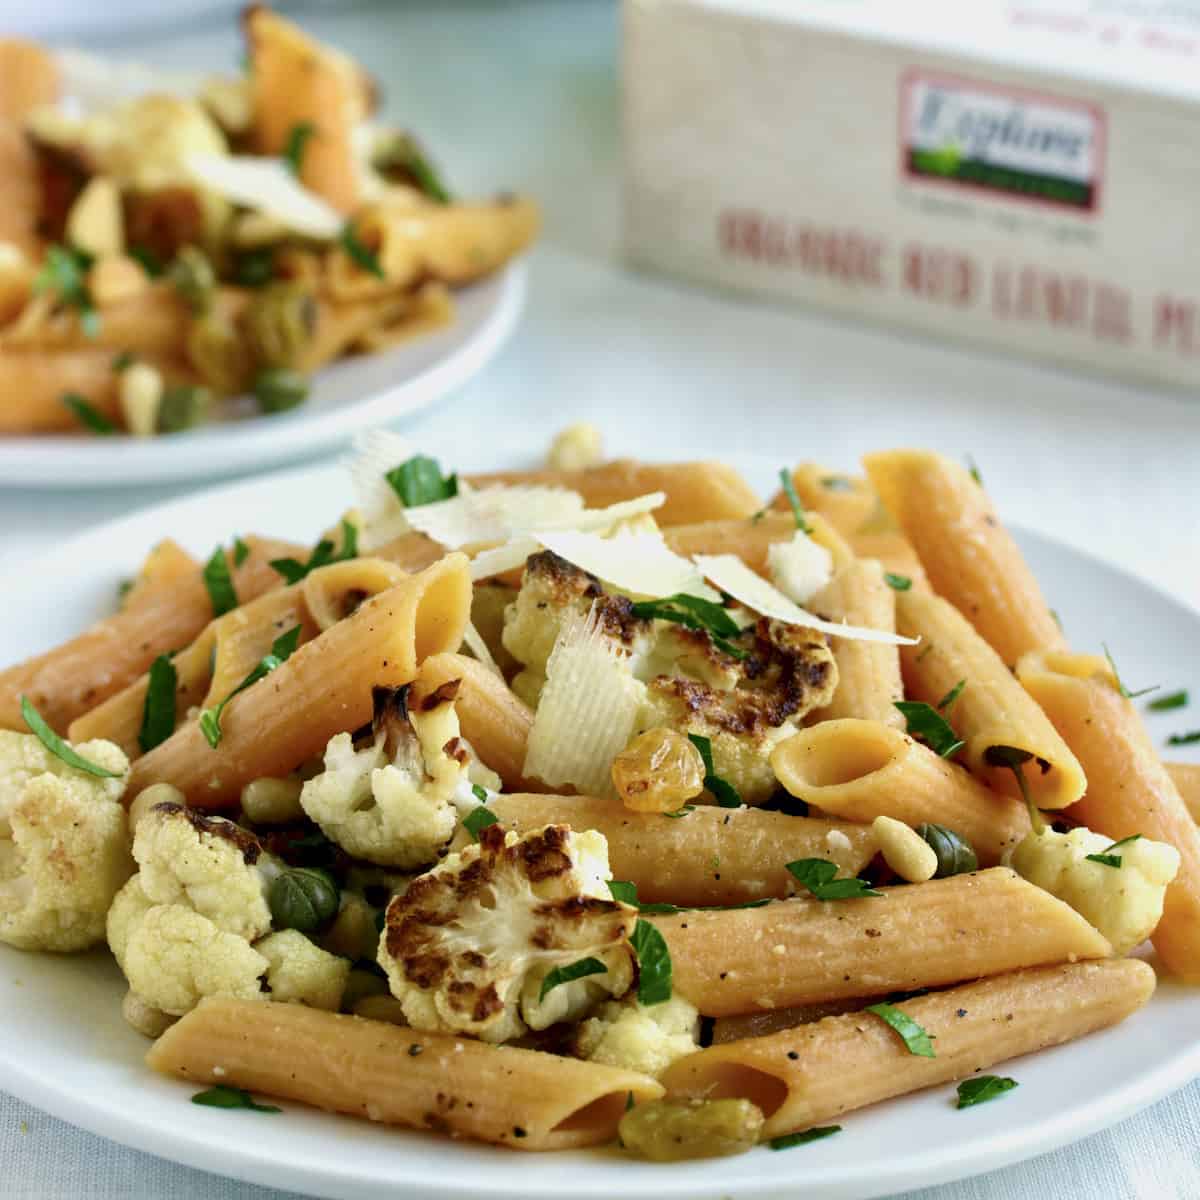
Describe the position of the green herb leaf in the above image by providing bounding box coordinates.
[631,594,747,660]
[471,783,488,803]
[884,573,912,591]
[538,956,607,1001]
[779,468,811,534]
[966,455,982,486]
[982,745,1042,832]
[198,626,301,748]
[112,350,136,373]
[20,696,122,778]
[128,245,164,277]
[232,247,275,287]
[34,244,98,335]
[233,537,250,568]
[1103,644,1157,700]
[1148,690,1188,712]
[464,806,499,840]
[769,1126,842,1150]
[866,1001,936,1057]
[894,701,964,758]
[202,546,238,617]
[380,135,452,204]
[340,221,385,279]
[268,867,340,932]
[270,519,358,585]
[916,823,977,878]
[1085,833,1142,869]
[283,121,316,176]
[936,679,966,711]
[687,733,742,807]
[663,804,696,819]
[1168,730,1200,746]
[631,918,672,1005]
[138,655,178,753]
[786,858,881,900]
[61,393,115,434]
[385,455,458,507]
[956,1075,1018,1108]
[606,879,767,915]
[191,1085,281,1113]
[750,509,766,524]
[821,475,854,492]
[608,880,639,905]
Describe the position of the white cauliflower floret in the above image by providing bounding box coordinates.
[301,684,477,869]
[575,994,701,1078]
[134,803,274,940]
[0,733,131,952]
[1009,827,1180,955]
[107,875,156,972]
[257,929,349,1011]
[378,824,636,1042]
[768,531,833,605]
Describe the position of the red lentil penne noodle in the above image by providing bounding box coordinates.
[127,555,472,808]
[771,719,1030,866]
[652,868,1110,1017]
[1018,650,1200,982]
[1168,762,1200,823]
[711,998,880,1044]
[897,588,1085,809]
[864,449,1066,665]
[662,959,1154,1137]
[486,794,877,908]
[147,997,663,1151]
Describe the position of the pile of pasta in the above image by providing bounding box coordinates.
[1,429,1197,1160]
[0,8,538,436]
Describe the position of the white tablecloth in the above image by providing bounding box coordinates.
[2,2,1198,1196]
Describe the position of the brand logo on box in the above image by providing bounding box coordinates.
[901,73,1104,212]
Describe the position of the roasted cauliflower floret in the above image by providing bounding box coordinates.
[378,824,636,1042]
[257,929,349,1011]
[1009,827,1180,955]
[134,803,274,941]
[575,994,700,1078]
[0,733,131,952]
[301,684,478,869]
[768,531,833,605]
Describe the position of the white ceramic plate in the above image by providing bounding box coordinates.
[0,265,525,490]
[1,454,1198,1200]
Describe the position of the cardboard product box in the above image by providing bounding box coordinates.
[623,0,1200,392]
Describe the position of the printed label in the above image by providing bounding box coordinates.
[901,73,1104,212]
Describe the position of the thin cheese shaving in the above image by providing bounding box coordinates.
[693,554,918,646]
[538,531,717,601]
[347,430,414,551]
[469,537,540,582]
[544,492,666,534]
[403,487,586,549]
[523,606,645,797]
[767,532,834,605]
[461,620,504,679]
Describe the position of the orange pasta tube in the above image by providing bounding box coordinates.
[1168,763,1200,824]
[864,449,1066,665]
[662,959,1154,1137]
[127,555,471,808]
[486,794,876,907]
[0,536,297,733]
[468,460,762,527]
[373,530,447,574]
[0,40,58,120]
[653,868,1109,1017]
[897,589,1085,809]
[148,997,663,1151]
[664,512,853,577]
[0,348,123,433]
[1018,651,1200,982]
[771,719,1030,866]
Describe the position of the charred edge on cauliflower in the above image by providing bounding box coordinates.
[384,824,633,1026]
[420,679,462,711]
[523,550,650,647]
[371,685,424,773]
[150,802,263,865]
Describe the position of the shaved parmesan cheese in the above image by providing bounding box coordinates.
[538,531,717,601]
[523,607,646,797]
[546,492,666,535]
[348,430,413,550]
[768,532,833,605]
[469,537,540,582]
[55,49,207,110]
[461,620,503,679]
[185,153,343,239]
[403,487,586,550]
[694,554,918,646]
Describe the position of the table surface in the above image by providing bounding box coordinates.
[2,2,1199,1197]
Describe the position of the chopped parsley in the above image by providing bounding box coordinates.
[820,475,854,492]
[687,733,742,807]
[111,350,136,373]
[778,468,812,534]
[606,879,769,916]
[983,745,1043,832]
[966,455,982,486]
[630,594,747,660]
[1148,690,1188,712]
[128,245,164,277]
[381,135,452,204]
[233,537,250,568]
[769,1126,842,1150]
[137,655,178,753]
[340,221,385,279]
[786,858,881,901]
[270,519,358,584]
[283,121,315,176]
[936,679,966,711]
[199,626,302,748]
[202,546,238,617]
[866,1001,936,1057]
[61,393,115,434]
[1084,834,1142,869]
[608,880,639,905]
[1168,730,1200,746]
[631,918,672,1005]
[663,804,696,819]
[20,696,122,778]
[463,806,499,839]
[884,572,912,591]
[956,1075,1017,1108]
[471,783,488,803]
[894,700,964,758]
[538,957,607,1001]
[1103,644,1157,700]
[386,455,459,507]
[191,1085,280,1113]
[34,244,98,336]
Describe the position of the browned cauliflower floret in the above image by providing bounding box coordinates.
[378,823,636,1042]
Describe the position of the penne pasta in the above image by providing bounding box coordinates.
[653,867,1110,1017]
[770,719,1030,866]
[897,588,1085,809]
[486,794,877,907]
[301,557,407,631]
[1018,651,1200,982]
[662,959,1154,1137]
[126,555,472,808]
[0,39,59,121]
[147,996,664,1150]
[864,449,1066,665]
[1167,762,1200,824]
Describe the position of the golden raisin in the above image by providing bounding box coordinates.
[619,1098,764,1161]
[612,728,705,813]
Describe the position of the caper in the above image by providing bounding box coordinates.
[915,823,978,877]
[269,867,340,932]
[254,367,310,414]
[168,246,217,315]
[157,385,212,434]
[618,1097,764,1162]
[185,315,255,393]
[245,282,318,369]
